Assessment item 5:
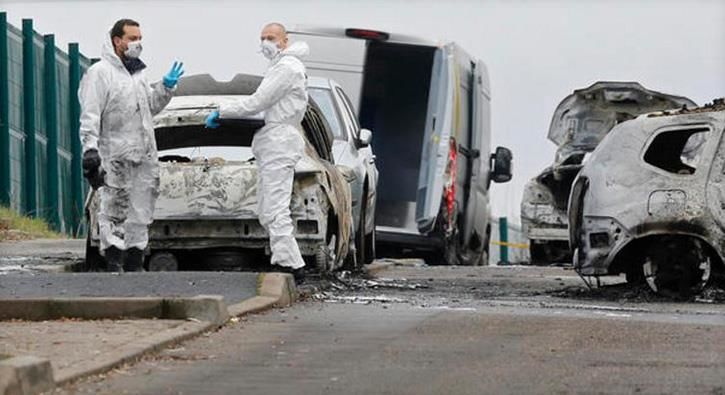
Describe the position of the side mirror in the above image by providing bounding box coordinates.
[358,128,373,147]
[490,146,513,183]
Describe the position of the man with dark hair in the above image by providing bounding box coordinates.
[79,19,184,272]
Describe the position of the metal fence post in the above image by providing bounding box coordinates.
[499,216,509,264]
[21,18,36,217]
[43,34,60,230]
[0,13,10,207]
[68,42,82,235]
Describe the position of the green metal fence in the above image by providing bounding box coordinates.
[0,13,92,236]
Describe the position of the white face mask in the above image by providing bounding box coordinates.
[260,39,280,60]
[124,40,143,59]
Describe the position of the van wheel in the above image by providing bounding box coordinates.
[85,232,104,272]
[436,231,461,266]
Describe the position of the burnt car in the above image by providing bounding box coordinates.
[521,82,696,265]
[85,74,353,272]
[569,99,725,296]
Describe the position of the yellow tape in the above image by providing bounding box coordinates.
[490,240,529,249]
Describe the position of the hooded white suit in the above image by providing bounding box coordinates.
[219,42,310,269]
[78,37,173,252]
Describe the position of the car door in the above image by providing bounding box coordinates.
[336,85,379,235]
[705,116,725,230]
[338,89,377,193]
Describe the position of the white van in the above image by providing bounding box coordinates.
[290,26,512,265]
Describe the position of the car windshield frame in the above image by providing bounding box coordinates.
[308,87,348,141]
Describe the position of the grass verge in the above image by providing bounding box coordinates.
[0,206,62,241]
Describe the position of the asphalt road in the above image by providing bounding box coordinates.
[53,262,725,395]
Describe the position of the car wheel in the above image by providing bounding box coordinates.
[642,236,710,297]
[355,184,369,268]
[148,252,179,271]
[85,231,104,272]
[364,226,376,265]
[316,235,336,273]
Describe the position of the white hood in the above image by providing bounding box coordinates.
[282,41,309,59]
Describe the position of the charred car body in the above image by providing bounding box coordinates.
[521,82,696,264]
[86,74,353,272]
[569,99,725,295]
[307,77,379,266]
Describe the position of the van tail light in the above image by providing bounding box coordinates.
[444,139,457,230]
[345,28,390,41]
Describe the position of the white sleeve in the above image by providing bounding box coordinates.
[145,77,174,116]
[78,66,107,154]
[218,62,297,118]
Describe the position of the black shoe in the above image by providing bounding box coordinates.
[124,248,146,272]
[292,267,306,284]
[104,246,124,273]
[277,266,306,284]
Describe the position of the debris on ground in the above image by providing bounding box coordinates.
[549,282,725,304]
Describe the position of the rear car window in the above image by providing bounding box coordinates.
[643,127,709,175]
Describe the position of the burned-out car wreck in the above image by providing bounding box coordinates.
[521,82,696,264]
[569,99,725,296]
[86,74,353,272]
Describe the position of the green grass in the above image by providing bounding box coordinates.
[0,206,63,240]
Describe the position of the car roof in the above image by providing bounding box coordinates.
[307,76,333,90]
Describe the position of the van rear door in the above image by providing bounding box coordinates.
[415,44,455,234]
[288,32,367,110]
[461,60,492,246]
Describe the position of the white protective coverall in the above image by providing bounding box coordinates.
[79,37,173,252]
[219,41,310,269]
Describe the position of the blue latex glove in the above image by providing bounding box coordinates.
[205,110,220,129]
[163,61,184,89]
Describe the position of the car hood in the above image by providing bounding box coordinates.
[548,81,696,164]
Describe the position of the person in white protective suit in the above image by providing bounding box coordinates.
[79,19,184,272]
[205,22,309,281]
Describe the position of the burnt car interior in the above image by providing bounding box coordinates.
[155,74,335,165]
[643,127,709,175]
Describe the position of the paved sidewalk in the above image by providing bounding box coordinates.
[0,272,258,305]
[0,271,296,392]
[1,319,185,376]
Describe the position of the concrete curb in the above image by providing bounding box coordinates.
[0,272,298,391]
[53,320,215,385]
[0,356,54,395]
[226,272,297,316]
[0,295,229,326]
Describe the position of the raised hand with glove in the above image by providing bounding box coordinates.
[163,61,184,89]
